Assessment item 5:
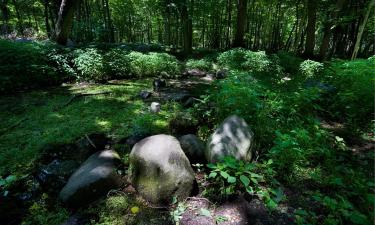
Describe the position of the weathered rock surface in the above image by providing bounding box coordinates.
[128,134,196,205]
[150,102,161,113]
[179,134,206,163]
[206,115,254,163]
[59,150,122,207]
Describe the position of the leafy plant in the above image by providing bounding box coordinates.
[185,58,213,71]
[73,48,107,82]
[206,156,281,209]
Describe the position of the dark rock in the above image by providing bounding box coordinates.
[169,113,198,136]
[36,159,79,190]
[160,91,191,102]
[206,115,254,163]
[304,80,336,93]
[215,69,228,79]
[59,150,122,207]
[118,133,151,149]
[179,134,206,163]
[128,135,196,205]
[153,78,167,92]
[139,90,152,99]
[185,69,206,77]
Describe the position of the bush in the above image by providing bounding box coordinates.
[276,51,304,74]
[104,49,131,79]
[299,60,324,79]
[128,51,182,78]
[0,40,65,93]
[322,59,374,129]
[185,58,213,71]
[217,48,273,75]
[73,48,107,82]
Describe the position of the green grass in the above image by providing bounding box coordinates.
[0,79,177,177]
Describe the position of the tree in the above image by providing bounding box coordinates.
[303,0,317,57]
[351,0,375,60]
[233,0,248,47]
[55,0,81,45]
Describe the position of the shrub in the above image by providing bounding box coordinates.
[242,51,271,74]
[217,48,247,70]
[128,51,182,78]
[0,40,64,93]
[73,48,107,82]
[276,51,304,74]
[322,59,374,129]
[299,60,324,79]
[206,156,280,208]
[217,48,273,75]
[185,58,213,71]
[104,49,131,79]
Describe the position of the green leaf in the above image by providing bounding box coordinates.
[220,171,229,179]
[240,175,250,186]
[200,208,211,217]
[208,172,217,178]
[250,178,259,184]
[227,176,236,183]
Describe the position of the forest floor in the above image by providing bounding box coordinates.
[0,74,373,225]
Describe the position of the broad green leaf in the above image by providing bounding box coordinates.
[200,208,211,217]
[227,176,236,183]
[208,172,217,178]
[220,171,229,179]
[240,175,250,186]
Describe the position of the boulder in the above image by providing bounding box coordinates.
[206,115,254,163]
[215,69,228,79]
[59,150,122,207]
[179,134,205,163]
[128,134,196,205]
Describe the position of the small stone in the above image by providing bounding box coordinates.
[150,102,161,113]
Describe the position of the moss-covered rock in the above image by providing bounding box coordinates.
[128,134,195,206]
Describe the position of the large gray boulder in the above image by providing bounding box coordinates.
[59,150,122,207]
[179,134,206,163]
[128,134,196,205]
[206,115,254,163]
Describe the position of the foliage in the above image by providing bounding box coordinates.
[299,60,324,79]
[276,51,304,74]
[185,58,213,71]
[95,195,130,225]
[73,48,107,82]
[128,51,182,78]
[206,156,281,209]
[104,49,132,79]
[21,194,69,225]
[322,59,375,129]
[0,40,66,93]
[217,48,273,74]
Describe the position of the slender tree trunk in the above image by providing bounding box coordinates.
[0,0,9,35]
[12,0,24,35]
[181,0,192,54]
[303,0,317,57]
[351,0,375,59]
[233,0,248,47]
[55,0,81,45]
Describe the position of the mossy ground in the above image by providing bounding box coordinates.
[0,79,180,177]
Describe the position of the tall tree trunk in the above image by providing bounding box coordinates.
[318,0,346,60]
[55,0,81,45]
[12,0,24,35]
[351,0,375,59]
[181,0,192,54]
[0,0,9,35]
[303,0,317,57]
[233,0,248,47]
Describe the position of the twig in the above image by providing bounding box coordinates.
[55,91,112,111]
[85,134,97,149]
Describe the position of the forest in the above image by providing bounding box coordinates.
[0,0,374,225]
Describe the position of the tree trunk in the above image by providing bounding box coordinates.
[0,0,9,35]
[181,0,192,54]
[303,0,317,57]
[319,0,346,60]
[233,0,248,47]
[55,0,81,45]
[351,0,375,59]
